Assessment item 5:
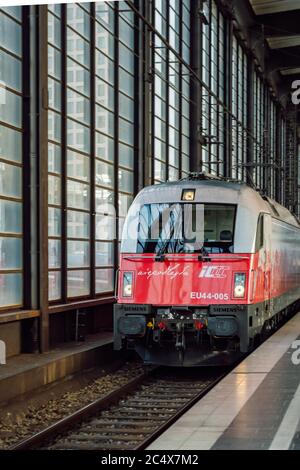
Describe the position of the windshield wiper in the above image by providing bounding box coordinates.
[197,246,211,262]
[154,253,166,262]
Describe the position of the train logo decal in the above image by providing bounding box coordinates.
[199,265,229,279]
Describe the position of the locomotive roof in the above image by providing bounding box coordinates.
[135,178,299,228]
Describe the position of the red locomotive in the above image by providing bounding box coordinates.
[114,174,300,366]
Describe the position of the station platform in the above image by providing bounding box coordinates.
[0,332,113,404]
[148,313,300,450]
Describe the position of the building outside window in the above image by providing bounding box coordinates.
[0,7,23,309]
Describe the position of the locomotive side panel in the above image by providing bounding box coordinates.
[270,217,300,312]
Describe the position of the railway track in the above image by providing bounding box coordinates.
[10,367,226,450]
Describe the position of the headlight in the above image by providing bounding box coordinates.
[123,272,133,297]
[182,189,195,201]
[233,273,246,298]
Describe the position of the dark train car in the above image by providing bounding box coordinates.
[114,174,300,366]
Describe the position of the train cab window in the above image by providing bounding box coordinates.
[124,203,236,254]
[203,205,235,253]
[255,214,264,252]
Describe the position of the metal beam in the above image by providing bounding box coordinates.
[267,35,300,49]
[38,5,49,352]
[250,0,300,15]
[190,0,202,172]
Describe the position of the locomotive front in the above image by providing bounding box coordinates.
[114,179,262,366]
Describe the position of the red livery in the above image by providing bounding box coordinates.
[114,174,300,366]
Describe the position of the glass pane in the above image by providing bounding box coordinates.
[169,126,179,147]
[67,270,90,297]
[95,241,114,267]
[154,117,166,140]
[154,138,166,161]
[48,4,61,17]
[95,2,114,32]
[67,119,90,154]
[95,132,114,162]
[154,96,166,120]
[119,193,132,218]
[48,271,61,301]
[0,162,22,198]
[119,118,134,145]
[0,89,22,127]
[67,58,90,97]
[95,188,115,212]
[67,179,90,210]
[96,51,114,84]
[48,207,61,237]
[1,6,22,20]
[95,160,114,188]
[48,174,61,206]
[119,143,134,169]
[68,240,90,267]
[119,44,134,70]
[48,239,61,268]
[96,105,114,136]
[48,12,61,48]
[95,214,115,241]
[118,216,125,241]
[0,273,22,307]
[0,49,22,92]
[0,12,22,56]
[0,125,22,163]
[48,45,61,80]
[119,17,134,46]
[119,68,134,96]
[96,22,114,56]
[119,93,134,121]
[95,268,114,294]
[95,77,114,110]
[67,88,90,126]
[0,237,22,269]
[48,111,61,143]
[169,146,179,167]
[154,159,166,181]
[182,154,190,172]
[0,200,22,233]
[67,210,90,239]
[48,78,61,111]
[48,142,61,174]
[67,28,90,68]
[118,168,133,193]
[79,3,91,13]
[67,149,90,182]
[67,4,90,39]
[168,166,179,181]
[119,1,134,22]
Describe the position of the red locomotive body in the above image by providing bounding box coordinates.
[114,175,300,366]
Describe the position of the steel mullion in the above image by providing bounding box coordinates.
[165,0,170,182]
[38,5,50,351]
[113,3,119,289]
[90,2,96,298]
[178,0,183,179]
[216,8,220,176]
[208,0,212,173]
[18,5,36,334]
[61,3,67,303]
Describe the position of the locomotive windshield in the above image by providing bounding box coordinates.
[121,203,236,254]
